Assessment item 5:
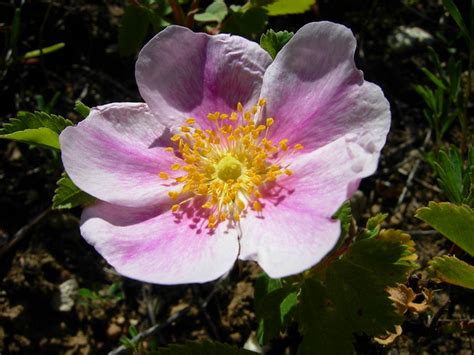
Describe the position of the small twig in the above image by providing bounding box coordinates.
[108,277,226,355]
[193,285,221,341]
[429,299,451,332]
[185,0,200,29]
[409,230,438,236]
[0,207,51,259]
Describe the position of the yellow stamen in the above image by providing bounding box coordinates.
[159,172,169,179]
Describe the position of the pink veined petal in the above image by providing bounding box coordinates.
[260,21,390,159]
[80,200,240,284]
[136,25,272,130]
[238,137,370,278]
[60,103,179,208]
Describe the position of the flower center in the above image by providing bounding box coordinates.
[159,99,303,229]
[216,155,242,181]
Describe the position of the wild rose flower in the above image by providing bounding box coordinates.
[60,22,390,284]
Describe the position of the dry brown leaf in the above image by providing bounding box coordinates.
[374,325,403,345]
[387,284,430,314]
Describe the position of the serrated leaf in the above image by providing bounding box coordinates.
[263,0,315,16]
[155,340,255,354]
[428,256,474,290]
[298,229,418,355]
[259,29,293,59]
[118,5,151,56]
[194,0,228,23]
[416,202,474,256]
[0,111,72,150]
[52,174,96,209]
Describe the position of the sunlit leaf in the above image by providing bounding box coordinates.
[263,0,315,16]
[23,42,65,59]
[0,111,72,150]
[74,101,91,118]
[194,0,228,23]
[52,174,96,210]
[259,29,293,58]
[297,229,418,354]
[416,202,474,256]
[428,256,474,290]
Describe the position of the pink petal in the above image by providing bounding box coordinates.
[260,22,390,157]
[136,26,272,129]
[81,200,240,284]
[60,103,178,207]
[238,137,369,278]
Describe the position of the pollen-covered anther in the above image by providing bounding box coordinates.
[159,100,303,228]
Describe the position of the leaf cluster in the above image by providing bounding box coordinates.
[254,218,418,354]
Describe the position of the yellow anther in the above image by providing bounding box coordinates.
[198,184,208,194]
[233,212,241,221]
[202,202,212,209]
[208,214,217,225]
[244,112,251,121]
[171,134,181,141]
[294,143,304,150]
[237,102,243,112]
[266,117,274,126]
[171,163,181,171]
[164,147,174,152]
[251,105,258,114]
[219,212,227,222]
[284,169,293,176]
[258,98,266,106]
[207,112,219,121]
[220,113,229,120]
[185,117,196,125]
[168,191,179,200]
[254,190,262,199]
[175,176,186,183]
[253,201,263,212]
[229,112,238,121]
[181,126,191,133]
[171,204,180,213]
[159,172,169,179]
[236,199,245,210]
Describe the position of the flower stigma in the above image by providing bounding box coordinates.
[159,99,303,229]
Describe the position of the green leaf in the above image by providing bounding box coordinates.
[416,202,474,256]
[0,111,72,150]
[223,7,268,38]
[259,29,293,58]
[421,67,447,90]
[263,0,315,16]
[119,5,151,56]
[428,256,474,290]
[194,0,228,23]
[155,340,256,354]
[442,0,473,46]
[254,273,297,344]
[297,229,418,355]
[332,200,352,239]
[74,101,90,118]
[52,174,96,210]
[23,42,65,59]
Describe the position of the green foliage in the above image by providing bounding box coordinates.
[263,0,316,16]
[0,111,72,150]
[255,274,297,344]
[428,256,474,290]
[52,174,96,210]
[119,5,151,56]
[416,202,474,256]
[297,229,418,354]
[426,146,473,205]
[194,0,228,23]
[223,6,268,38]
[155,340,256,354]
[74,101,91,118]
[442,0,473,46]
[260,29,293,58]
[414,50,463,145]
[332,200,352,240]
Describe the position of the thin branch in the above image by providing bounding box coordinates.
[108,276,226,355]
[0,207,51,259]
